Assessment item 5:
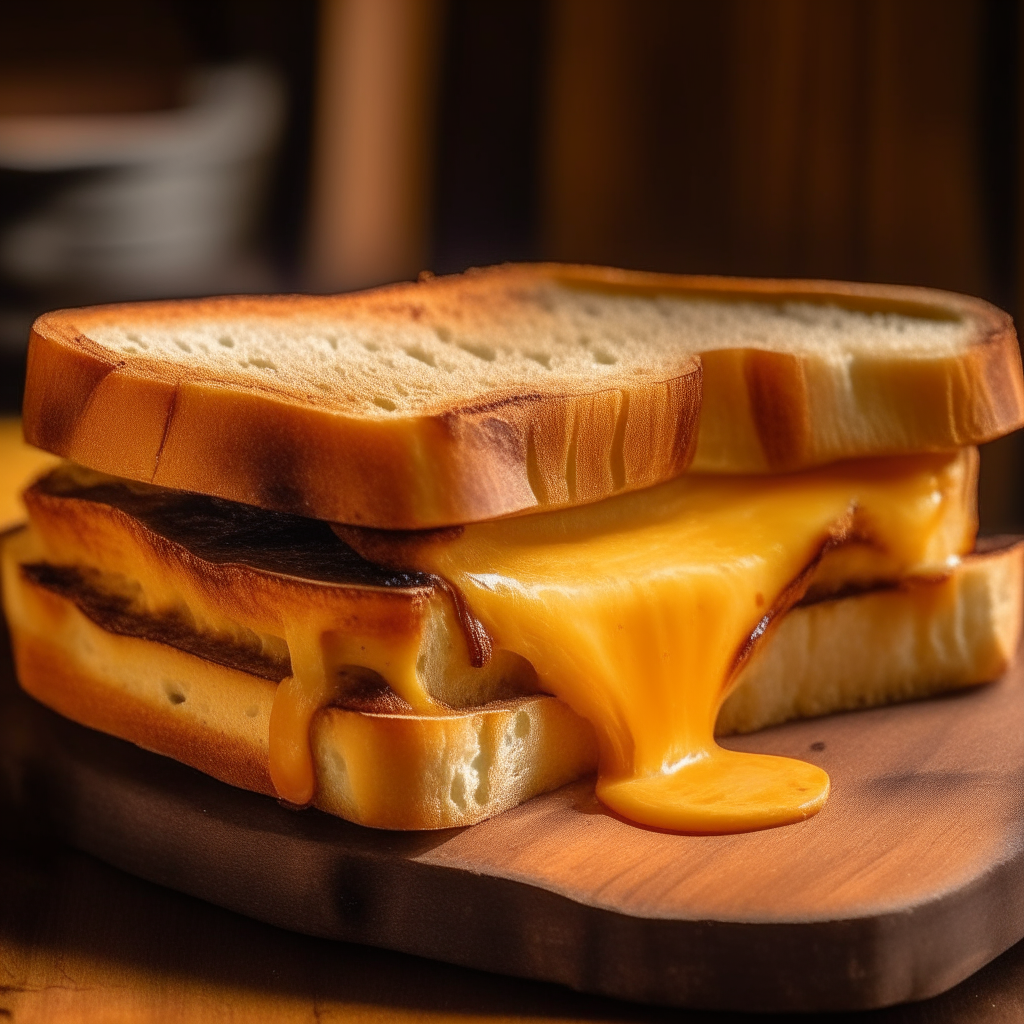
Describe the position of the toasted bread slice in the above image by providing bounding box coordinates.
[24,266,1022,528]
[15,459,979,713]
[17,463,537,712]
[4,523,1020,828]
[718,538,1024,735]
[2,462,1017,828]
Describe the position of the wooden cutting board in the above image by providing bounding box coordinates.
[3,618,1024,1015]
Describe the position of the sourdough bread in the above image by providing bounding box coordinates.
[24,265,1022,528]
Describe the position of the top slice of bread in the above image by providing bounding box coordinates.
[23,264,1023,528]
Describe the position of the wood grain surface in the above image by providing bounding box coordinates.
[3,423,1024,1016]
[5,814,1024,1024]
[3,615,1024,1014]
[8,812,1024,1024]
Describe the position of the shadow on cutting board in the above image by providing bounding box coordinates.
[1,624,1023,1022]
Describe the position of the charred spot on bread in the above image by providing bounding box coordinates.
[328,667,416,714]
[33,467,430,590]
[21,561,292,682]
[23,336,119,452]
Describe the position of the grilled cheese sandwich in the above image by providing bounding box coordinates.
[5,266,1024,832]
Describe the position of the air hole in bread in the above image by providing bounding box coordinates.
[450,774,467,811]
[373,396,398,412]
[405,346,436,367]
[174,338,191,353]
[434,325,452,343]
[324,335,338,350]
[364,341,380,352]
[218,335,235,348]
[472,741,491,805]
[592,350,617,365]
[165,684,187,705]
[514,710,530,738]
[526,352,551,369]
[459,342,496,362]
[247,356,277,370]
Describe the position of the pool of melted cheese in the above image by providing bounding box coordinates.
[336,450,976,832]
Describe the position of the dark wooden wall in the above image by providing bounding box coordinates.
[532,0,1023,527]
[543,0,1001,295]
[3,1,1021,524]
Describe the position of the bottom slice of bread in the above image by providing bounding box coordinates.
[3,532,1022,829]
[719,538,1024,735]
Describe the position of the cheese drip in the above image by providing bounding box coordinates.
[20,454,976,823]
[366,452,975,832]
[268,626,444,806]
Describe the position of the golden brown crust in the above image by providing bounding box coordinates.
[5,534,1021,828]
[720,539,1024,734]
[3,544,598,829]
[24,274,702,528]
[24,265,1021,527]
[10,582,277,796]
[17,464,536,713]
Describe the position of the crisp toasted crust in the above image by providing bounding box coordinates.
[2,530,598,829]
[23,271,701,529]
[24,265,1022,527]
[720,539,1024,734]
[18,464,533,711]
[4,524,1020,829]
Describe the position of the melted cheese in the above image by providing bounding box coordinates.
[378,451,976,832]
[268,625,442,805]
[24,452,977,827]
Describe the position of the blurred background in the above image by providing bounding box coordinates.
[0,0,1021,527]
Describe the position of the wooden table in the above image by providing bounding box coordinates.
[3,420,1024,1021]
[2,818,1024,1024]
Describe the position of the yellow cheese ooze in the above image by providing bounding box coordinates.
[387,451,976,832]
[21,452,977,826]
[269,625,442,806]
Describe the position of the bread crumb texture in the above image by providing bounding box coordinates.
[27,265,1017,526]
[84,282,972,418]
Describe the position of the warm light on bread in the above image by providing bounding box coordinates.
[23,265,1023,529]
[4,517,1019,829]
[4,455,1015,830]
